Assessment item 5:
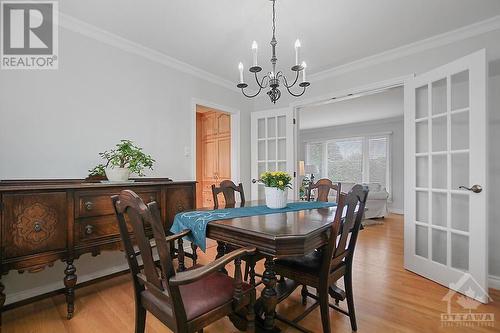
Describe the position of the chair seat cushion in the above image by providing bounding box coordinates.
[179,269,251,321]
[275,250,323,275]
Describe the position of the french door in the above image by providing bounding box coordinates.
[404,49,488,302]
[251,108,295,200]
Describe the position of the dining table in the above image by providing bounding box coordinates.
[188,200,340,332]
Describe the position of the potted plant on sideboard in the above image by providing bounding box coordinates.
[88,140,155,182]
[254,171,292,209]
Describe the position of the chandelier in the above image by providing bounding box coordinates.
[236,0,310,104]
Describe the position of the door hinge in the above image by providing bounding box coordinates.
[293,118,296,125]
[293,171,297,177]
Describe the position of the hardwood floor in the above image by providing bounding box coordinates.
[3,214,499,332]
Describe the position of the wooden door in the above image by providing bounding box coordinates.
[197,110,232,208]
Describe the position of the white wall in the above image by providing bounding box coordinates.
[0,28,252,303]
[299,117,404,213]
[254,29,500,279]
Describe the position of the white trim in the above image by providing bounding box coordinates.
[309,15,500,82]
[489,275,500,291]
[59,13,237,92]
[292,75,411,108]
[191,98,241,184]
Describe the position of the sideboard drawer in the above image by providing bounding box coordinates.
[76,215,152,244]
[76,188,160,218]
[76,215,123,243]
[2,192,68,259]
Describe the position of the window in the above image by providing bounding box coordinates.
[305,134,391,195]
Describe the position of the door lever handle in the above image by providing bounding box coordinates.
[459,185,482,193]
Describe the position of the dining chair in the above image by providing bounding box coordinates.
[112,190,256,333]
[301,178,342,302]
[212,180,246,209]
[211,180,265,286]
[307,178,341,203]
[274,184,369,333]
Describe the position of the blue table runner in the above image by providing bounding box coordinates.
[170,201,337,251]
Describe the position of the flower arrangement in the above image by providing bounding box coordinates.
[256,171,292,191]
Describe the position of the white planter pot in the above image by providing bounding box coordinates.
[105,167,130,182]
[264,187,288,209]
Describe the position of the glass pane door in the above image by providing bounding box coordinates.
[405,49,487,303]
[251,108,294,200]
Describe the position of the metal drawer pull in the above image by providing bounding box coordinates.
[85,225,94,235]
[459,184,482,193]
[84,201,93,211]
[34,222,42,232]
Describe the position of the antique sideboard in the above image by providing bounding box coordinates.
[0,178,196,321]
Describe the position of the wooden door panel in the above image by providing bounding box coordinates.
[218,137,231,180]
[203,140,217,181]
[217,113,231,136]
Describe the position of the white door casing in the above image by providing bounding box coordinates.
[251,108,295,200]
[404,49,488,303]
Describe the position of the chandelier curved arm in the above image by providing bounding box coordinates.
[254,72,269,89]
[241,85,263,98]
[282,70,300,89]
[284,84,307,97]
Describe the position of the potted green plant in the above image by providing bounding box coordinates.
[254,171,292,209]
[88,140,155,182]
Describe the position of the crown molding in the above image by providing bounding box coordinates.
[59,13,238,92]
[309,15,500,82]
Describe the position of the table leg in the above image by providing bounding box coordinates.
[64,259,77,319]
[261,257,278,332]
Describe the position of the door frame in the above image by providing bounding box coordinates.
[289,75,412,200]
[191,98,240,183]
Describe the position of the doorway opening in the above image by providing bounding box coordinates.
[196,105,232,208]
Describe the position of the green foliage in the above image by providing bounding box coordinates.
[88,164,106,177]
[89,140,155,177]
[257,171,292,191]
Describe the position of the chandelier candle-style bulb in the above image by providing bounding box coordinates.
[252,41,258,67]
[294,39,301,65]
[238,62,244,83]
[301,61,307,82]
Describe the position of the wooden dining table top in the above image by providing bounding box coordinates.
[204,200,338,258]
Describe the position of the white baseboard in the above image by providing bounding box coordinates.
[489,275,500,291]
[389,208,404,215]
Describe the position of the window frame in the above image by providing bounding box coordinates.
[304,132,392,200]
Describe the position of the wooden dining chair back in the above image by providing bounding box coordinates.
[212,180,245,209]
[274,184,368,333]
[307,179,341,203]
[112,190,256,333]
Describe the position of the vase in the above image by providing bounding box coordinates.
[264,186,288,209]
[105,167,130,182]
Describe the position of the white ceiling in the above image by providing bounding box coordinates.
[61,0,500,82]
[299,87,404,129]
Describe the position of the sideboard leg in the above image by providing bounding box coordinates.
[0,279,5,327]
[261,258,278,331]
[64,260,77,319]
